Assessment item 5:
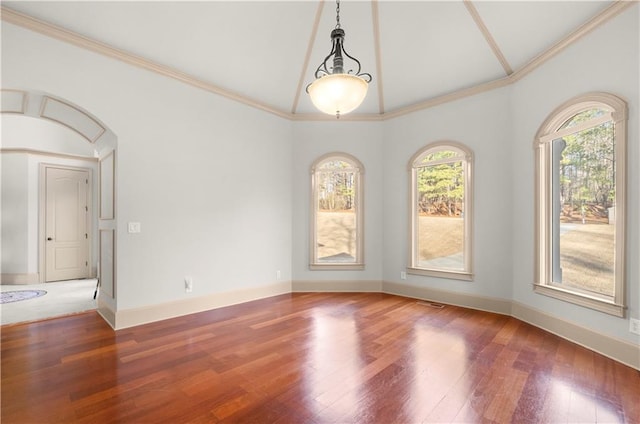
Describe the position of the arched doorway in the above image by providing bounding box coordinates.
[1,89,117,325]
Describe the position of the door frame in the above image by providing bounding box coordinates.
[38,163,94,283]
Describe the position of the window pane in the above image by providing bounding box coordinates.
[316,163,357,263]
[552,121,615,296]
[416,160,464,271]
[421,150,460,164]
[560,108,607,129]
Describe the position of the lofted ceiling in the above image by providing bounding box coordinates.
[1,1,631,120]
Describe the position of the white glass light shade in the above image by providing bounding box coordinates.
[307,74,369,116]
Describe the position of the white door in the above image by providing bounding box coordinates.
[45,167,90,282]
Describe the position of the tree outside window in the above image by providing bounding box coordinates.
[534,93,627,317]
[310,153,364,270]
[409,142,473,280]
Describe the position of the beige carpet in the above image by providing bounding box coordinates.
[0,279,97,325]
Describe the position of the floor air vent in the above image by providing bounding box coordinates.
[417,301,445,309]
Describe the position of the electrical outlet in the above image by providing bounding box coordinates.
[400,271,407,280]
[630,318,640,335]
[184,276,193,293]
[276,270,281,280]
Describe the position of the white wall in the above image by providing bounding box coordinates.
[510,8,639,343]
[1,153,28,274]
[1,5,637,348]
[2,114,95,156]
[292,121,384,283]
[1,116,99,280]
[2,22,293,310]
[382,87,514,300]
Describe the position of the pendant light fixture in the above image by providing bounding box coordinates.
[307,0,372,118]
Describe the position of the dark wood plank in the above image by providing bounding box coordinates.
[2,293,639,423]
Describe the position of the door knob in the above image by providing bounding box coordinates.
[47,237,53,241]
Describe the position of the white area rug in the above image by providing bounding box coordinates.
[1,290,47,304]
[0,279,97,325]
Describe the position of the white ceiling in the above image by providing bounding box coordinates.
[2,1,622,119]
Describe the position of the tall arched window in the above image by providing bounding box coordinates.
[534,92,627,317]
[310,153,364,270]
[408,142,473,280]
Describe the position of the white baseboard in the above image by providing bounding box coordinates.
[0,273,39,285]
[293,280,382,292]
[383,281,639,371]
[383,280,513,315]
[97,298,116,329]
[512,301,640,370]
[114,281,291,330]
[95,278,639,370]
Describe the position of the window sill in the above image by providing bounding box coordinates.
[533,283,625,317]
[407,267,473,281]
[309,263,365,271]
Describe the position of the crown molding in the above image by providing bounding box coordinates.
[383,76,512,120]
[291,112,384,122]
[0,6,291,120]
[1,2,635,122]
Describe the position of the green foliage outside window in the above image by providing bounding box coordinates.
[417,151,464,217]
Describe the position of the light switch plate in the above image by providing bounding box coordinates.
[128,222,141,233]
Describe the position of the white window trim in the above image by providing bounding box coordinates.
[533,92,627,317]
[408,141,474,281]
[309,152,364,270]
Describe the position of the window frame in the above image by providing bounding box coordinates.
[408,141,474,281]
[309,152,364,270]
[533,92,627,317]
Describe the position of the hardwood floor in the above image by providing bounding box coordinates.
[2,292,639,423]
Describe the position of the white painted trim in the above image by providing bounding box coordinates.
[512,301,640,370]
[291,0,324,114]
[463,1,513,75]
[371,0,385,114]
[39,96,106,143]
[407,268,473,282]
[39,164,93,283]
[113,281,291,330]
[92,278,640,369]
[309,152,365,269]
[533,93,627,317]
[97,297,116,329]
[538,114,612,144]
[0,89,28,113]
[0,273,40,285]
[292,280,382,292]
[0,148,98,162]
[382,281,512,315]
[384,281,639,370]
[533,283,625,317]
[408,141,474,279]
[0,7,290,120]
[382,77,512,120]
[2,2,633,121]
[98,229,115,298]
[291,113,384,122]
[99,151,115,220]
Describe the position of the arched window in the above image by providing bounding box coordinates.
[310,153,364,270]
[534,92,627,317]
[408,142,473,280]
